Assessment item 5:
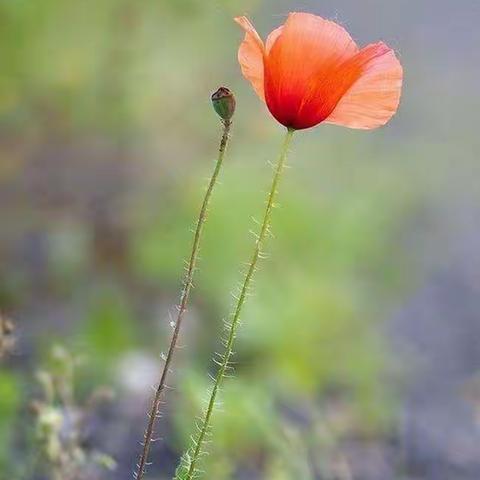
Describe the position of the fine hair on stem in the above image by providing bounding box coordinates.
[174,128,295,480]
[134,118,233,480]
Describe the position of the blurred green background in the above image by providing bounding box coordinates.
[1,0,480,479]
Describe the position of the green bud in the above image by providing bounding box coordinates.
[211,87,236,121]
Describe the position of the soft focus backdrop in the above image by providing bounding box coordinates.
[1,1,480,479]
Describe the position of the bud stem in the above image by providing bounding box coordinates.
[134,118,233,480]
[174,128,295,480]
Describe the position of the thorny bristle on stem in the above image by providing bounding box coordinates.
[134,88,235,480]
[174,129,295,480]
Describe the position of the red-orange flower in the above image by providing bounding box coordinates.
[235,13,403,130]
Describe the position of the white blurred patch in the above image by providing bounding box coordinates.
[116,351,159,396]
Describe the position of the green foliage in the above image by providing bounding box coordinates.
[0,371,20,469]
[32,346,116,480]
[80,289,137,373]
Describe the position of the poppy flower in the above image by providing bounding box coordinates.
[235,12,403,130]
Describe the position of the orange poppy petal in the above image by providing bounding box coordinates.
[325,42,403,129]
[265,26,283,53]
[292,42,394,129]
[264,12,359,128]
[235,16,266,101]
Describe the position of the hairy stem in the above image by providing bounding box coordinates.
[175,128,295,480]
[135,119,232,480]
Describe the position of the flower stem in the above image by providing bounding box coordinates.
[135,119,232,480]
[175,128,295,480]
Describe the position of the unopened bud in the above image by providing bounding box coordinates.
[211,87,236,121]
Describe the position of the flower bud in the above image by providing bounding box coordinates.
[211,87,236,121]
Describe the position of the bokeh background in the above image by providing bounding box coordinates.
[1,0,480,479]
